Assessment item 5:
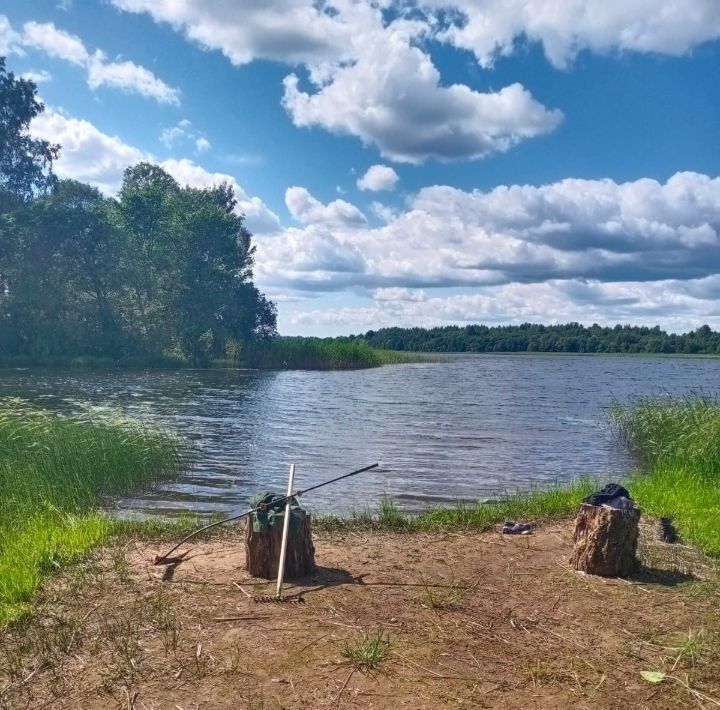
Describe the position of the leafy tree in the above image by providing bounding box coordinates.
[0,180,123,357]
[42,180,124,353]
[0,57,58,204]
[1,57,59,304]
[169,181,263,364]
[111,163,276,364]
[1,160,277,364]
[0,61,276,365]
[113,163,182,353]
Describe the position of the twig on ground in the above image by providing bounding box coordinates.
[124,687,138,710]
[233,582,253,598]
[616,577,653,594]
[210,615,270,622]
[336,669,355,705]
[0,663,47,698]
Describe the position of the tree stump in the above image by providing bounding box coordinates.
[570,503,640,577]
[244,511,315,579]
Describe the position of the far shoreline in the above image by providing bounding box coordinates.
[2,348,719,373]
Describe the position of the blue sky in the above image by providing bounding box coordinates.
[2,0,719,335]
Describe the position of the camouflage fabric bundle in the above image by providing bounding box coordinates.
[250,492,307,533]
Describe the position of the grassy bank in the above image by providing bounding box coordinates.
[5,393,718,622]
[0,401,185,622]
[316,480,597,533]
[611,395,720,556]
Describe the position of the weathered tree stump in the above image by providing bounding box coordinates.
[244,511,315,579]
[570,503,640,577]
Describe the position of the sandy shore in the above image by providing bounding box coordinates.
[1,519,718,709]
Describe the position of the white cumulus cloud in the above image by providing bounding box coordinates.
[30,109,279,234]
[110,0,720,70]
[20,69,52,84]
[22,21,88,65]
[160,119,211,154]
[357,165,399,192]
[282,21,562,163]
[108,3,561,162]
[107,1,719,163]
[31,109,146,194]
[257,172,720,297]
[3,17,179,104]
[285,187,366,227]
[86,51,179,104]
[109,0,364,67]
[281,276,720,335]
[422,0,720,69]
[0,15,22,56]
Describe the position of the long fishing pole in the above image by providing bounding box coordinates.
[153,462,379,564]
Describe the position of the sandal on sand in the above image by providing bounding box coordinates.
[501,521,532,535]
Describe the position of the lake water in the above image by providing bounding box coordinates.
[1,354,718,518]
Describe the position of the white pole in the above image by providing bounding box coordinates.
[275,463,296,599]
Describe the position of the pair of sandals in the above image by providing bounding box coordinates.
[501,521,532,535]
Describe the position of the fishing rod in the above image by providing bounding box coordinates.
[153,462,380,565]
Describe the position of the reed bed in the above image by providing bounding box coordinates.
[242,336,415,370]
[0,401,184,622]
[610,395,720,556]
[610,395,720,477]
[0,338,414,371]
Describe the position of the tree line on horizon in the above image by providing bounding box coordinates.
[0,57,276,366]
[347,323,720,354]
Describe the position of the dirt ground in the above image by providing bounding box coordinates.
[1,520,719,710]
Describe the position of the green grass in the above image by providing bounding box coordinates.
[610,395,720,557]
[0,400,186,622]
[414,479,596,531]
[610,395,720,476]
[315,479,597,534]
[341,628,391,670]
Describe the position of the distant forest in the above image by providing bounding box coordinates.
[349,323,720,354]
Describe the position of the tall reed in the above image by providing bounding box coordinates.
[0,400,184,621]
[242,337,414,370]
[610,395,720,478]
[610,395,720,555]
